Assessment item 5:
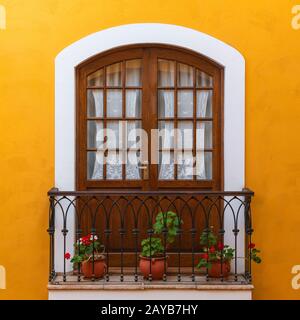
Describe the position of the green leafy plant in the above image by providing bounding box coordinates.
[196,228,262,270]
[140,211,182,258]
[153,211,183,244]
[65,234,104,265]
[248,243,262,264]
[141,237,164,257]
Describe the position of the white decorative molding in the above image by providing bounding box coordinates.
[49,288,252,300]
[54,23,246,283]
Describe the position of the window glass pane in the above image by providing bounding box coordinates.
[87,151,104,180]
[197,90,212,118]
[127,121,142,149]
[158,90,174,118]
[106,62,122,87]
[158,59,175,87]
[159,151,174,180]
[87,121,104,149]
[158,121,174,149]
[178,90,193,118]
[126,59,142,86]
[178,151,194,180]
[197,122,212,149]
[87,69,104,87]
[107,89,122,117]
[87,90,103,117]
[126,90,141,118]
[178,63,193,87]
[196,151,212,180]
[106,121,121,150]
[106,152,122,180]
[196,70,213,88]
[126,151,142,180]
[177,121,193,150]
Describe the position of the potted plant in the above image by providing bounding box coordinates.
[65,233,106,279]
[196,228,261,278]
[139,211,182,280]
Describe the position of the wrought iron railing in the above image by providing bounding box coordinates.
[47,188,254,285]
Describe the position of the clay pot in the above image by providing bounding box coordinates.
[139,256,168,280]
[208,260,231,278]
[82,258,106,279]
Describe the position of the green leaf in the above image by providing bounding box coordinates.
[141,237,164,257]
[153,211,182,245]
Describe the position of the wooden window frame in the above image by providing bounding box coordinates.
[76,44,224,191]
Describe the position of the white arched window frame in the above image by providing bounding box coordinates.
[54,23,245,272]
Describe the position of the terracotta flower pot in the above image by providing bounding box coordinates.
[82,258,106,279]
[208,260,231,278]
[139,256,168,280]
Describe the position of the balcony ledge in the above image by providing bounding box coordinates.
[48,283,253,291]
[48,275,253,302]
[48,271,252,287]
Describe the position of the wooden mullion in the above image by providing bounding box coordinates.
[160,148,214,152]
[86,86,105,90]
[158,117,213,121]
[87,148,141,152]
[172,117,214,121]
[195,118,213,121]
[87,117,142,121]
[196,87,214,90]
[158,86,214,90]
[87,86,142,90]
[161,87,215,90]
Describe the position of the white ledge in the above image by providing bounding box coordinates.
[48,283,253,291]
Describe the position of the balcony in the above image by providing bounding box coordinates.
[47,188,255,299]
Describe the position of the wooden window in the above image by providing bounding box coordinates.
[76,45,223,191]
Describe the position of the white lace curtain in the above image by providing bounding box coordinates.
[87,61,212,181]
[196,90,211,179]
[158,63,211,180]
[88,61,141,180]
[88,90,104,180]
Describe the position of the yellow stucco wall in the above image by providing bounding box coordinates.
[0,0,299,300]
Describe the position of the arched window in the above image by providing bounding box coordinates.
[76,45,223,191]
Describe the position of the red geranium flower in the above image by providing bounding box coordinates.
[64,252,71,260]
[209,246,216,253]
[217,242,224,251]
[248,243,255,249]
[81,235,91,246]
[201,253,209,260]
